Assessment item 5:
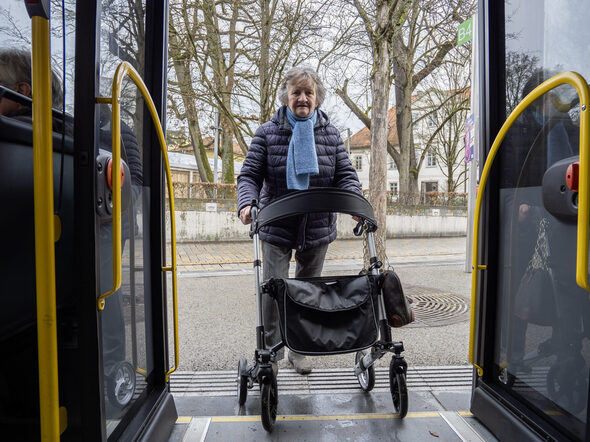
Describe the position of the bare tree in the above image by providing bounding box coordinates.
[168,0,355,190]
[415,49,470,192]
[339,0,474,196]
[168,1,214,183]
[348,0,410,262]
[505,51,539,114]
[389,0,473,197]
[101,0,147,140]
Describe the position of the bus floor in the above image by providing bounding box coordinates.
[167,366,496,441]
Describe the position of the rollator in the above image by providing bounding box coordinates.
[235,188,409,432]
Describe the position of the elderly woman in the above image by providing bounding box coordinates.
[237,66,361,374]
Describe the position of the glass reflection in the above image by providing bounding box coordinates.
[98,0,148,435]
[498,1,590,438]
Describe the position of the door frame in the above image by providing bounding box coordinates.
[73,0,176,439]
[471,2,590,441]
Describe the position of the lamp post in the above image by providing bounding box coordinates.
[210,110,223,199]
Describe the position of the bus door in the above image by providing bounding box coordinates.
[472,2,590,441]
[87,0,178,439]
[0,1,176,440]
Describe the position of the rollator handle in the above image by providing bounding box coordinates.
[249,199,259,238]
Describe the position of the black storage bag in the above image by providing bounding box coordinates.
[265,274,379,355]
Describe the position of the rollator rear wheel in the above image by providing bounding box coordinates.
[260,377,278,432]
[355,349,375,392]
[237,358,248,406]
[107,361,136,409]
[389,359,408,418]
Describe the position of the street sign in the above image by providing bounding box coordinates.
[464,113,475,162]
[457,17,473,46]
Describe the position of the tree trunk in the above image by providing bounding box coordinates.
[367,8,391,265]
[203,0,236,187]
[168,25,213,182]
[220,111,235,197]
[394,77,419,200]
[258,0,272,124]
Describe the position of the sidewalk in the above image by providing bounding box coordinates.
[171,236,467,272]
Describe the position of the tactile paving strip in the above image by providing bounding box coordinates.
[170,365,472,396]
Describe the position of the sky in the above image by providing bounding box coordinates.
[1,0,369,139]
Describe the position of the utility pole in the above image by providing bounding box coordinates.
[210,110,223,199]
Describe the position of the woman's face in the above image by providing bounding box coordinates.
[287,78,317,118]
[0,81,31,116]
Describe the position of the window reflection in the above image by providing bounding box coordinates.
[498,1,590,438]
[98,0,148,435]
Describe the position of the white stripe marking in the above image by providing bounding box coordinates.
[182,417,211,442]
[440,411,486,442]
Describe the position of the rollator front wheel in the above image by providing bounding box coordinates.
[260,376,278,432]
[237,358,248,406]
[389,359,408,418]
[355,349,375,392]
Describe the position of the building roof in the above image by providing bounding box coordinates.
[349,87,470,150]
[168,151,243,175]
[202,136,244,155]
[349,106,399,148]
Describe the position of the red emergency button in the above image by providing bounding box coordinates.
[566,162,579,192]
[106,158,125,190]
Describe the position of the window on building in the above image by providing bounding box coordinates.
[389,182,399,202]
[427,112,438,127]
[426,148,436,167]
[354,155,363,171]
[388,157,397,170]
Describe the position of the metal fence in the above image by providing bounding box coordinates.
[169,183,467,211]
[389,191,468,207]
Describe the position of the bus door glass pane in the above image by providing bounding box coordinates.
[98,0,148,436]
[0,1,76,433]
[496,1,590,439]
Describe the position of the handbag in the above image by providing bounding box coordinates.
[514,218,556,326]
[380,270,415,327]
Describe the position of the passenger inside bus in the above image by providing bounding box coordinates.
[499,68,589,415]
[0,47,143,414]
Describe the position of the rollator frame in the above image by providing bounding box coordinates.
[237,188,408,432]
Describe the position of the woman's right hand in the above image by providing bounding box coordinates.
[239,205,252,225]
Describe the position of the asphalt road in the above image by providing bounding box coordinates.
[167,256,471,373]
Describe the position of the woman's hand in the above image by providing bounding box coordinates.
[518,204,530,222]
[352,216,361,222]
[239,205,252,225]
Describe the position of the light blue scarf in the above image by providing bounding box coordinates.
[286,107,319,190]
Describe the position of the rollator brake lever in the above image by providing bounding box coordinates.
[353,220,365,236]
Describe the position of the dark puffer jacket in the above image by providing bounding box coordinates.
[237,106,361,251]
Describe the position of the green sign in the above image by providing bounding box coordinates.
[457,17,473,46]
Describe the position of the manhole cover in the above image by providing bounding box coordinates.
[404,287,470,327]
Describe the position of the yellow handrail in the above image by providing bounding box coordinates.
[469,71,590,377]
[30,14,62,441]
[96,62,179,379]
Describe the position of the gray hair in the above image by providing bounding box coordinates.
[0,48,63,108]
[278,66,326,107]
